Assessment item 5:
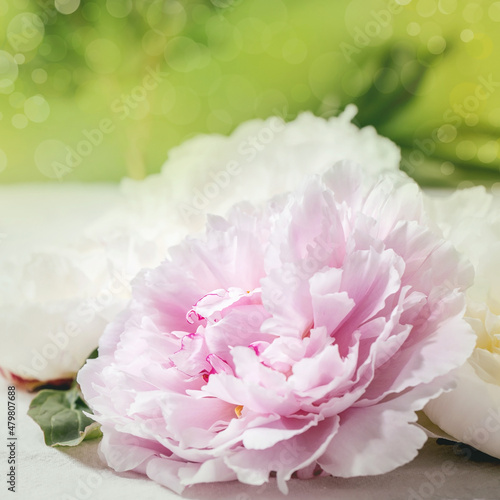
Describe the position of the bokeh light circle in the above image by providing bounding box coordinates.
[489,2,500,21]
[0,51,19,91]
[12,114,28,129]
[438,0,457,15]
[32,68,47,84]
[82,2,100,21]
[437,124,457,143]
[491,183,500,196]
[55,0,80,15]
[460,29,474,42]
[165,37,204,72]
[147,0,186,35]
[407,23,421,36]
[456,140,477,161]
[24,95,50,122]
[440,161,455,175]
[465,33,493,59]
[464,113,478,127]
[477,141,498,163]
[7,13,44,53]
[106,0,132,18]
[427,35,446,54]
[416,0,437,17]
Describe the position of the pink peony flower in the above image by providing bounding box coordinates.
[2,108,399,385]
[78,163,475,494]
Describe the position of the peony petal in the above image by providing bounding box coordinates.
[425,360,500,460]
[319,380,451,477]
[225,416,340,494]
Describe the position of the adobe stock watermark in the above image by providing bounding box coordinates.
[35,118,117,180]
[7,14,45,53]
[35,65,167,180]
[461,408,500,452]
[407,459,458,500]
[59,447,123,500]
[401,74,500,176]
[16,269,131,379]
[6,0,59,53]
[340,0,405,62]
[177,111,287,224]
[232,440,309,497]
[110,66,167,119]
[60,472,105,500]
[408,407,500,500]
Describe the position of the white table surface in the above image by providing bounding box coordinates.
[2,379,499,500]
[1,183,499,500]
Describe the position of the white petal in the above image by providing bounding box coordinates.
[424,360,500,459]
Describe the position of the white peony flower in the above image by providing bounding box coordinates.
[115,106,401,244]
[0,186,130,385]
[1,108,400,385]
[424,187,500,459]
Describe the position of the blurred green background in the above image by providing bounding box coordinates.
[1,0,500,187]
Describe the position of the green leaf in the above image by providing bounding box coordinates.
[87,348,99,360]
[27,384,102,447]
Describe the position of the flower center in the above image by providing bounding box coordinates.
[234,405,244,418]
